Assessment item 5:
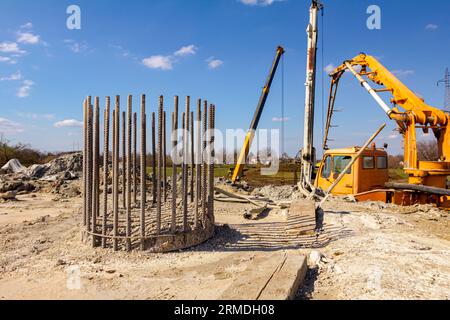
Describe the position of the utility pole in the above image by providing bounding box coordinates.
[300,0,323,193]
[438,67,450,111]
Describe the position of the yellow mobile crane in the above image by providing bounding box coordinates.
[320,53,450,207]
[231,46,285,183]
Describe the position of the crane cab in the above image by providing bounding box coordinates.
[314,145,389,195]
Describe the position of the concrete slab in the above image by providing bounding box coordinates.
[219,250,307,300]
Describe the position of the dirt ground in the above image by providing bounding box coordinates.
[0,189,449,300]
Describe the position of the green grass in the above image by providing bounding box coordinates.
[146,164,233,178]
[144,163,299,186]
[389,168,408,182]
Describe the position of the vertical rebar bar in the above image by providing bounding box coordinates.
[195,100,202,228]
[156,96,163,234]
[201,100,208,222]
[182,111,187,231]
[122,111,126,210]
[113,96,120,251]
[112,108,116,242]
[102,97,110,248]
[171,96,179,233]
[140,95,146,250]
[87,96,93,234]
[83,99,87,228]
[92,97,100,247]
[126,95,132,251]
[184,96,190,231]
[208,105,216,222]
[133,112,137,205]
[152,112,157,204]
[163,111,167,203]
[190,111,194,203]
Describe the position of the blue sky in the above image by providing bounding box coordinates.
[0,0,448,156]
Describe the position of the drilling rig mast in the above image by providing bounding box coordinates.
[299,0,323,194]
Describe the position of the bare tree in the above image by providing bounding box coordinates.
[388,154,403,169]
[417,140,439,161]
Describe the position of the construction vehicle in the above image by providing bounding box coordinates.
[315,145,389,195]
[230,46,285,183]
[318,53,450,207]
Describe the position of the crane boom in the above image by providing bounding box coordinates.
[231,46,285,183]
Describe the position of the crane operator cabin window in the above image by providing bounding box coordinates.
[363,156,375,169]
[322,156,331,179]
[333,156,352,174]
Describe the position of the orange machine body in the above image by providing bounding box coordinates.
[315,145,389,195]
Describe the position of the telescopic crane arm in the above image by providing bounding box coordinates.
[231,46,285,183]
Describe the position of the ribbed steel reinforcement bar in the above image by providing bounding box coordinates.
[83,99,87,228]
[156,96,163,235]
[152,112,157,204]
[133,111,137,205]
[102,97,110,248]
[201,100,208,223]
[113,96,120,251]
[140,94,146,250]
[195,99,202,228]
[208,104,215,223]
[126,95,132,251]
[171,96,179,233]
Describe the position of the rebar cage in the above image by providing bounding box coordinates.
[82,94,216,252]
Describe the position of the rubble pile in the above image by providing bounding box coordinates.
[0,153,83,201]
[0,159,26,174]
[251,185,296,201]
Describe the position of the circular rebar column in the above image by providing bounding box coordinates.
[82,94,216,253]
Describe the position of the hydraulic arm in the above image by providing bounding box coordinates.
[231,46,285,183]
[324,53,450,187]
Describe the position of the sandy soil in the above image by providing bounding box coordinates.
[298,198,450,300]
[0,190,449,300]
